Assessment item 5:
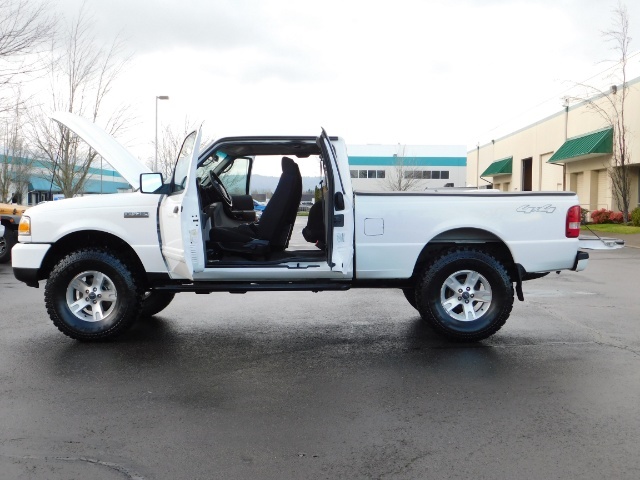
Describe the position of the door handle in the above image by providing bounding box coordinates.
[173,206,179,214]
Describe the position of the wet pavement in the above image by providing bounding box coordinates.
[1,246,639,479]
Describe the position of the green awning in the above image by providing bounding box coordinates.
[548,127,613,164]
[481,156,512,177]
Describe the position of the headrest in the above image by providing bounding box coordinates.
[281,156,298,174]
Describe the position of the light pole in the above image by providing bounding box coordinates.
[155,95,169,172]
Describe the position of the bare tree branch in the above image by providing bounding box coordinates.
[0,0,55,113]
[381,145,422,191]
[27,6,132,198]
[568,2,633,222]
[0,90,34,203]
[149,118,196,180]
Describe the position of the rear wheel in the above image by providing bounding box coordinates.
[44,249,143,341]
[416,248,513,342]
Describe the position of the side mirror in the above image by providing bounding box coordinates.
[334,191,345,211]
[140,173,163,193]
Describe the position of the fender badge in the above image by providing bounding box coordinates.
[124,212,149,218]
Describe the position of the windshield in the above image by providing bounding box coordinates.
[196,151,226,184]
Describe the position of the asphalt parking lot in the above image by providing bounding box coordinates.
[1,244,639,479]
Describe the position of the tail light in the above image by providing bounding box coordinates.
[566,205,581,238]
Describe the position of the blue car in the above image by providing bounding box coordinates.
[253,199,266,220]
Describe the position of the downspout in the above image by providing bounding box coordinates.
[563,100,569,191]
[476,143,480,188]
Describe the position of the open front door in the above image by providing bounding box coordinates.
[159,128,205,279]
[318,129,353,276]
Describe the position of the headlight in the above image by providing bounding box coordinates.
[18,216,31,236]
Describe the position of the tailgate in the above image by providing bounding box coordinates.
[578,235,625,250]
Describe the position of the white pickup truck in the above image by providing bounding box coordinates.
[13,112,593,342]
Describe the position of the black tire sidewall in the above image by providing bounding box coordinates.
[45,250,141,340]
[0,231,17,263]
[418,250,513,340]
[140,291,175,317]
[402,288,418,310]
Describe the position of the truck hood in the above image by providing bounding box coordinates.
[50,111,151,187]
[28,192,149,213]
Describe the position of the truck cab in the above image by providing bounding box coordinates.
[144,129,354,284]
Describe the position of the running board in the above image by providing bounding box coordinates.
[154,281,352,294]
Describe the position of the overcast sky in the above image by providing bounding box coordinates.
[45,0,640,167]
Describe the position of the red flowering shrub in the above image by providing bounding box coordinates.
[591,208,624,224]
[609,211,624,223]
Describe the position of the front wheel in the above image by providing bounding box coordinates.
[44,249,143,341]
[401,288,417,310]
[416,248,514,342]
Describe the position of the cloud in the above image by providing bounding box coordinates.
[44,0,640,161]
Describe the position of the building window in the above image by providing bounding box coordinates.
[396,169,452,180]
[349,169,453,181]
[348,169,387,179]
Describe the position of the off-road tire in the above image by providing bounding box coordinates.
[416,248,513,342]
[401,288,417,310]
[0,231,16,263]
[44,249,143,341]
[141,291,175,317]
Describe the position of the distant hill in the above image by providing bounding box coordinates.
[250,175,322,193]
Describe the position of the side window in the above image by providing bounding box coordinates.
[219,157,251,195]
[173,131,197,192]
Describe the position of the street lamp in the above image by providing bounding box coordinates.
[155,95,169,172]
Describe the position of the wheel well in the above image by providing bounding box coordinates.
[411,228,517,283]
[39,230,147,286]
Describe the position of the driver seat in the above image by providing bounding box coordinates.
[209,157,302,256]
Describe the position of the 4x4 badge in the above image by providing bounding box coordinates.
[516,204,556,214]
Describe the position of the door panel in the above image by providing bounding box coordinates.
[159,129,205,279]
[318,130,353,277]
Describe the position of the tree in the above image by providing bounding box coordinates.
[570,3,633,222]
[1,94,33,203]
[604,3,632,222]
[151,118,196,179]
[28,6,130,198]
[382,144,422,191]
[0,0,55,113]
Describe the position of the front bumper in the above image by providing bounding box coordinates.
[11,243,51,287]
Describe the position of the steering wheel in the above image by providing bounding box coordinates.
[208,170,233,208]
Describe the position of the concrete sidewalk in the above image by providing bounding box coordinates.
[621,233,640,248]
